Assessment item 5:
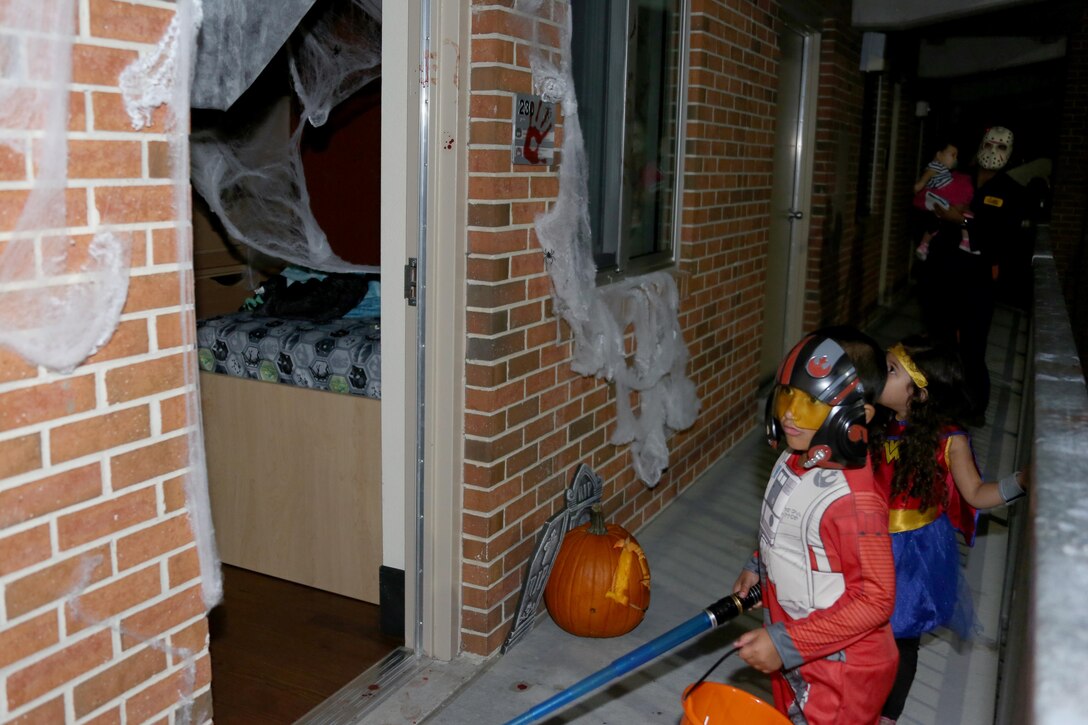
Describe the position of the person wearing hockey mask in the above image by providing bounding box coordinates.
[924,125,1025,425]
[976,126,1014,170]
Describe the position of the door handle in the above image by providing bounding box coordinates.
[788,210,804,220]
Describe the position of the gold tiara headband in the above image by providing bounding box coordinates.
[890,344,928,389]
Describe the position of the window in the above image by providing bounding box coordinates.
[570,0,690,281]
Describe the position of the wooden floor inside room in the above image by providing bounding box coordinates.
[209,564,403,724]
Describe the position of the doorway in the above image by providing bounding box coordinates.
[193,78,402,725]
[759,25,819,383]
[207,565,401,723]
[189,0,424,720]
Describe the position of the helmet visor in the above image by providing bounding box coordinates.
[772,385,832,430]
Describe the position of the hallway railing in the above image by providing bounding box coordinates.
[995,224,1088,725]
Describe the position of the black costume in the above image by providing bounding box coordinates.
[919,169,1024,419]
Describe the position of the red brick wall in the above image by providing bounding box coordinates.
[1052,5,1088,364]
[681,0,779,457]
[0,0,915,709]
[0,2,211,722]
[885,78,920,299]
[460,0,888,657]
[806,19,882,329]
[461,0,585,655]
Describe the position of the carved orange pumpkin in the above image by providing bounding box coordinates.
[544,505,651,637]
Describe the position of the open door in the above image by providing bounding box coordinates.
[187,1,424,721]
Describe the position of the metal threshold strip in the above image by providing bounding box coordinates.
[295,647,422,724]
[296,645,498,724]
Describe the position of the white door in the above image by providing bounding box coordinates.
[759,26,818,383]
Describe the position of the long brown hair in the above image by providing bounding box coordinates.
[869,336,972,510]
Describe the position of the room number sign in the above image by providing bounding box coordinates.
[512,93,555,165]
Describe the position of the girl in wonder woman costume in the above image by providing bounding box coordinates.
[869,335,1026,724]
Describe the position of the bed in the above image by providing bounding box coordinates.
[195,268,383,604]
[196,313,382,398]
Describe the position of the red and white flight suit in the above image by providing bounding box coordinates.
[755,451,898,725]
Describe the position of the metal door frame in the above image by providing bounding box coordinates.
[760,23,820,385]
[781,24,820,352]
[404,0,467,661]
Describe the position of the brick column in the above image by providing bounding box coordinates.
[0,2,211,722]
[1052,6,1088,363]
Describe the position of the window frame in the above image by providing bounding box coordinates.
[571,0,691,285]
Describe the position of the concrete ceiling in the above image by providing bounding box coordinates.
[853,0,1079,79]
[852,0,1050,31]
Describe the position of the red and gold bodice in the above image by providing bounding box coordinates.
[873,419,977,545]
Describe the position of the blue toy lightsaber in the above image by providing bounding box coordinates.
[503,585,762,725]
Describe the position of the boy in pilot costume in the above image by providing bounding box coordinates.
[733,327,897,725]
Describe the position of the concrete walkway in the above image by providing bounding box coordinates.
[342,298,1028,725]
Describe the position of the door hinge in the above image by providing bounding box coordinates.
[404,257,418,306]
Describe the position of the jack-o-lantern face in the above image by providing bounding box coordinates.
[543,506,651,638]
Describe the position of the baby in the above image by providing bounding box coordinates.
[912,142,975,260]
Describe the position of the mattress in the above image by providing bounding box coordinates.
[196,313,381,398]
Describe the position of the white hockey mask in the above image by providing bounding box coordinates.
[977,127,1013,170]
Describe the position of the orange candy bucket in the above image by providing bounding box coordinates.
[681,682,792,724]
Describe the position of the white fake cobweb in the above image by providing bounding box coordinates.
[0,0,386,668]
[122,0,385,615]
[521,3,700,487]
[0,1,132,372]
[189,0,382,274]
[124,0,383,616]
[0,0,216,720]
[114,0,226,615]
